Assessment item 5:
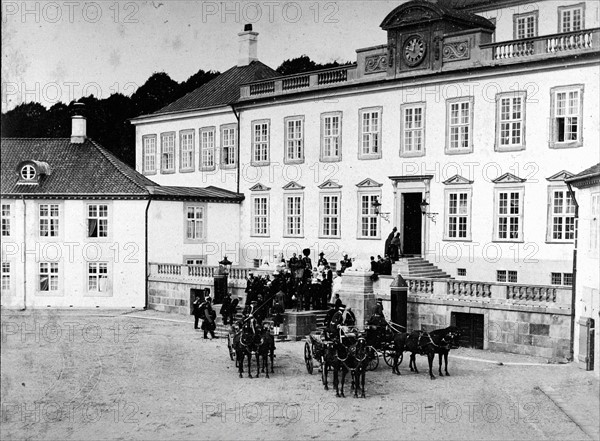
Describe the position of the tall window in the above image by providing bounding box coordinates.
[359,107,382,159]
[321,194,340,238]
[180,130,194,171]
[445,190,471,240]
[359,194,379,238]
[559,4,584,33]
[591,193,599,253]
[186,206,204,240]
[550,85,583,148]
[88,204,108,238]
[1,204,10,237]
[252,120,270,165]
[221,125,236,168]
[39,204,59,237]
[446,97,473,154]
[547,188,575,242]
[143,135,157,174]
[285,194,303,237]
[161,132,175,172]
[200,128,215,169]
[321,112,342,161]
[496,92,526,151]
[39,262,59,292]
[400,104,425,156]
[513,11,538,39]
[495,189,523,241]
[88,262,108,292]
[284,116,304,163]
[252,196,269,236]
[1,262,10,292]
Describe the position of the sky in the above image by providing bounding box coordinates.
[1,0,402,112]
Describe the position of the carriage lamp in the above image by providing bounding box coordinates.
[371,197,391,223]
[420,199,438,224]
[219,256,233,275]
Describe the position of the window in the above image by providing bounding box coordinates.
[457,268,466,277]
[180,130,195,171]
[1,262,10,292]
[252,120,270,165]
[551,272,573,286]
[87,204,108,238]
[547,188,575,242]
[496,92,526,151]
[160,132,175,173]
[20,164,36,181]
[559,4,584,33]
[446,97,473,154]
[550,85,584,148]
[321,112,342,162]
[252,196,269,236]
[39,204,59,237]
[508,271,518,283]
[186,206,205,240]
[142,135,157,174]
[185,257,205,265]
[359,194,379,238]
[320,193,341,238]
[494,188,524,241]
[590,193,599,253]
[252,259,261,268]
[88,262,108,292]
[39,262,59,291]
[400,103,425,156]
[513,11,538,39]
[359,107,382,159]
[1,204,10,236]
[284,116,304,164]
[221,125,237,168]
[200,127,216,170]
[497,270,518,283]
[497,270,506,282]
[445,190,472,240]
[284,194,303,237]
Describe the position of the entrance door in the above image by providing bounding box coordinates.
[452,312,484,349]
[402,193,422,255]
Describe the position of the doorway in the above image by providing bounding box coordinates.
[402,193,422,255]
[452,312,484,349]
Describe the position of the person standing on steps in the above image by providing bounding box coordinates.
[385,227,397,257]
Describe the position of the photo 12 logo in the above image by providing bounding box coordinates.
[200,1,340,24]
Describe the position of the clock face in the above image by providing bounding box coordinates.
[403,36,426,67]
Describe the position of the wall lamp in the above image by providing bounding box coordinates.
[371,197,391,223]
[420,198,438,224]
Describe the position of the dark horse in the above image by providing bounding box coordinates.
[256,324,275,378]
[319,338,349,397]
[341,336,371,398]
[392,326,461,379]
[233,318,259,378]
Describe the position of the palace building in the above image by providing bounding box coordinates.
[132,0,599,287]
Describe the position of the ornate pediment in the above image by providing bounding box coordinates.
[356,178,383,188]
[492,173,526,184]
[546,170,575,182]
[249,183,271,192]
[282,181,305,190]
[381,4,437,30]
[318,179,342,190]
[443,174,473,185]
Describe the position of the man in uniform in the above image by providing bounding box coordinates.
[201,297,217,339]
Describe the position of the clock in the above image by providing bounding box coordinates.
[403,36,426,67]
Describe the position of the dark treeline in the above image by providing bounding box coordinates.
[1,56,351,167]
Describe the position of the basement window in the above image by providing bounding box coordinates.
[457,268,466,276]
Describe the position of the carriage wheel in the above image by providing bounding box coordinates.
[383,350,395,367]
[227,334,235,361]
[367,346,379,371]
[304,342,314,374]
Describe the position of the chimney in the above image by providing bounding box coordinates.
[238,24,258,67]
[71,102,86,144]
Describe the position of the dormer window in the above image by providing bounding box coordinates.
[21,165,36,181]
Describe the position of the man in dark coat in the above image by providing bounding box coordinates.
[270,299,285,338]
[192,295,203,330]
[201,297,217,339]
[317,252,328,267]
[228,297,239,325]
[220,292,232,325]
[385,227,397,257]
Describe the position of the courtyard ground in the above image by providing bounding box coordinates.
[1,309,598,441]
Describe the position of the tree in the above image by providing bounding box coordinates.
[276,55,353,76]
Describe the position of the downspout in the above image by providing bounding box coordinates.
[566,181,578,361]
[145,197,152,310]
[21,196,27,311]
[230,104,240,195]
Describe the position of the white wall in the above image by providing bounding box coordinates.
[0,198,147,309]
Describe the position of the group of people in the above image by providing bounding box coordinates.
[192,290,219,339]
[384,227,404,262]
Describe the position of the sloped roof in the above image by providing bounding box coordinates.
[151,61,278,116]
[0,138,244,203]
[566,163,600,188]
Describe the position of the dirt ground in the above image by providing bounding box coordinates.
[1,309,599,441]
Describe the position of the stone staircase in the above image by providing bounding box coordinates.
[393,256,453,279]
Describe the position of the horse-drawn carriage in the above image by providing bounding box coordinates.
[227,318,276,378]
